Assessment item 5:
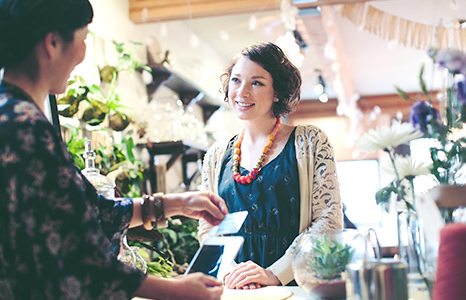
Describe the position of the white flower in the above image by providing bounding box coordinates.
[448,127,466,141]
[381,154,432,180]
[357,121,423,152]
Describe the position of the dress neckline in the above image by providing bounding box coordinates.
[237,126,297,172]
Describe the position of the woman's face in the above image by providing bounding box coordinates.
[228,56,276,121]
[49,26,88,94]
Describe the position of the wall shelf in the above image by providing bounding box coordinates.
[146,60,221,124]
[138,140,208,193]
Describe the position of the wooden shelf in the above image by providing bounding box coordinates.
[138,140,208,192]
[146,62,221,124]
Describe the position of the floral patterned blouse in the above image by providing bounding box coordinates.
[0,81,145,299]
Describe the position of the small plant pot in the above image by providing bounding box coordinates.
[292,229,366,300]
[295,274,346,299]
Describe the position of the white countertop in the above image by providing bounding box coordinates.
[221,286,312,300]
[133,286,315,300]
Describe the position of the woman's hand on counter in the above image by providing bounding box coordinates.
[224,261,280,289]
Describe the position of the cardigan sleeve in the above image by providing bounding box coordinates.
[198,140,221,245]
[267,125,343,285]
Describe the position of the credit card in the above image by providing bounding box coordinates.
[208,210,248,236]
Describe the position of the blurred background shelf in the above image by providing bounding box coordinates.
[138,140,208,193]
[146,61,221,124]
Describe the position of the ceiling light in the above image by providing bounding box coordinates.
[313,69,327,101]
[319,93,328,103]
[313,83,324,95]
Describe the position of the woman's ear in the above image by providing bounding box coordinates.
[42,31,61,59]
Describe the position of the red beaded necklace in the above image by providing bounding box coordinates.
[232,118,281,184]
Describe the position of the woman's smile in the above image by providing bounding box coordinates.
[236,101,255,108]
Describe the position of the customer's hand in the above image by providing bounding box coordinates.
[171,273,224,300]
[163,191,228,226]
[134,273,223,300]
[224,261,280,289]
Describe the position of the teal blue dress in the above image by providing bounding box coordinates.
[218,128,300,270]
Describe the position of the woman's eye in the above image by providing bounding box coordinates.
[252,81,264,86]
[231,77,239,83]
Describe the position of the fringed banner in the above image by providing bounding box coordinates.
[341,3,466,51]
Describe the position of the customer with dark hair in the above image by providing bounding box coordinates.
[0,0,226,299]
[199,42,343,289]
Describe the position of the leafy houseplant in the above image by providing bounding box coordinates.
[57,39,151,132]
[154,217,201,274]
[292,229,362,300]
[308,234,355,280]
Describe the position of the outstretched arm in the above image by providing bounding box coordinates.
[133,273,223,300]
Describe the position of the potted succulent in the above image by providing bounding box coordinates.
[292,229,363,300]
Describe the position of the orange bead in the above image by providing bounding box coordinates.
[231,119,281,185]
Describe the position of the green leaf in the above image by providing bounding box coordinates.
[375,185,396,205]
[395,86,412,101]
[419,64,429,97]
[307,234,355,279]
[125,137,135,164]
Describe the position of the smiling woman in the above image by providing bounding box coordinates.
[199,42,343,290]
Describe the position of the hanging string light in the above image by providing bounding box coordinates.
[314,69,328,103]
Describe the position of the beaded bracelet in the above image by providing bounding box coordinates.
[142,193,167,230]
[152,193,167,228]
[141,195,153,231]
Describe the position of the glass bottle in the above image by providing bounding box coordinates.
[131,246,148,273]
[81,140,115,198]
[117,235,136,268]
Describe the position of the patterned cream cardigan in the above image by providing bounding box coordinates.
[198,124,343,285]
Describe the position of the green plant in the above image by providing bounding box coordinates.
[94,137,145,198]
[146,257,174,278]
[58,39,151,131]
[308,234,355,280]
[155,217,200,274]
[63,127,145,198]
[62,124,87,169]
[128,242,174,278]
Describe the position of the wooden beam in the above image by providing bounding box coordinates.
[289,92,424,120]
[357,93,413,114]
[129,0,279,23]
[129,0,382,23]
[295,0,380,9]
[290,98,339,119]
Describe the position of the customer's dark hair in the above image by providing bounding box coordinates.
[0,0,94,69]
[220,42,302,118]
